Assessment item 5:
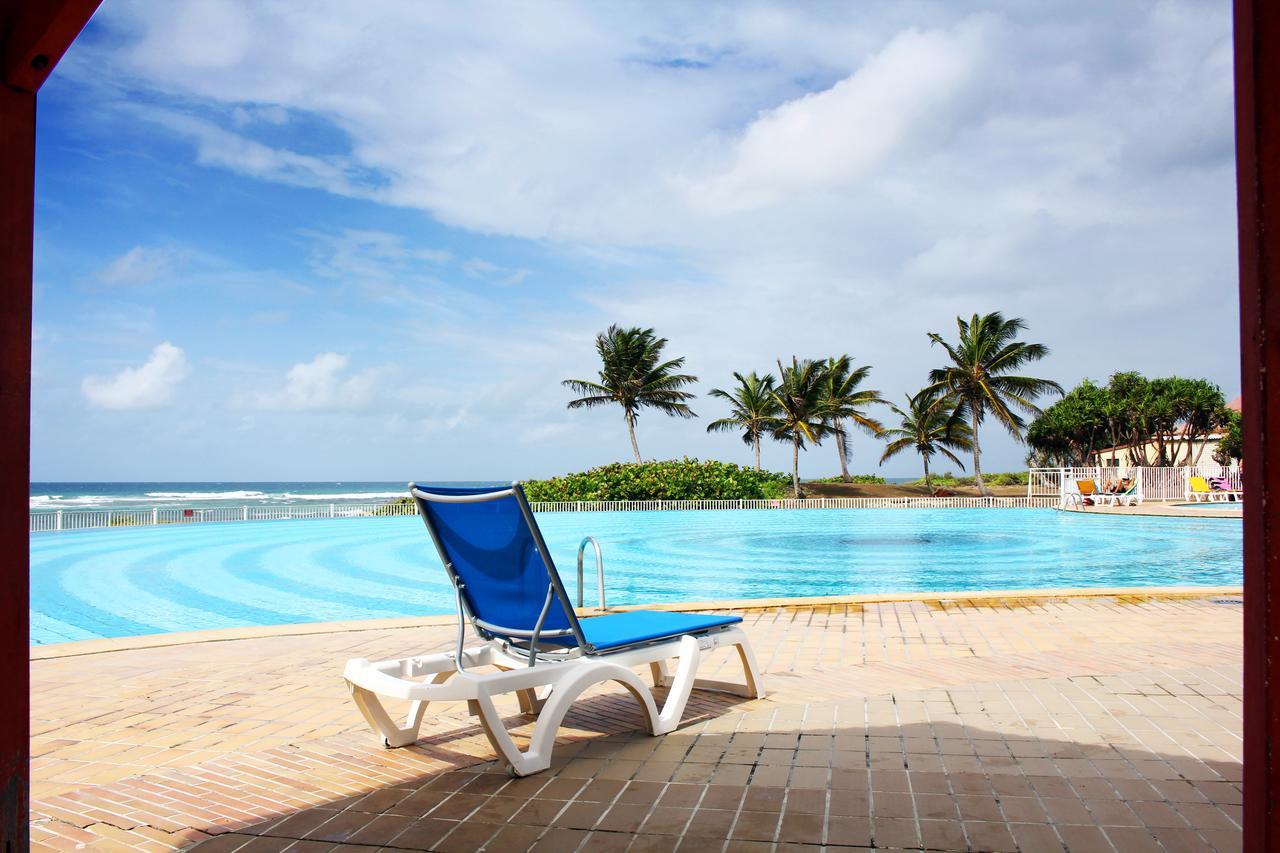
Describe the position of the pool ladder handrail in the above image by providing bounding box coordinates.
[576,536,607,610]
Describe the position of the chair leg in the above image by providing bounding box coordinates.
[652,636,701,734]
[347,670,453,748]
[651,634,766,701]
[649,659,671,688]
[470,662,662,776]
[734,637,767,700]
[515,688,548,715]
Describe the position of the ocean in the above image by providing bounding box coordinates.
[30,477,921,511]
[28,481,505,511]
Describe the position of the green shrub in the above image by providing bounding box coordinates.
[372,496,416,516]
[809,474,887,484]
[985,472,1029,486]
[908,471,1027,487]
[523,458,791,502]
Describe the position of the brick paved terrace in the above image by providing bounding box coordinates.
[30,590,1242,852]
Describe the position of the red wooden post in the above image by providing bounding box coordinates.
[1236,0,1280,849]
[0,73,36,853]
[0,3,101,845]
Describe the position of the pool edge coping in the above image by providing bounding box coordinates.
[30,584,1244,660]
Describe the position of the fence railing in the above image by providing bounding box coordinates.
[29,501,420,532]
[1028,465,1242,503]
[30,495,1059,533]
[527,496,1057,512]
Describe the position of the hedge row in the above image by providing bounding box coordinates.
[521,458,790,502]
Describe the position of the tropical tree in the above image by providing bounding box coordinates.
[706,371,782,469]
[879,388,973,493]
[1214,409,1243,465]
[769,357,832,498]
[1026,380,1110,467]
[563,325,698,463]
[927,312,1063,495]
[820,356,886,482]
[1162,377,1227,465]
[1026,371,1230,467]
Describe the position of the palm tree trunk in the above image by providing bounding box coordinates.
[835,419,851,482]
[792,435,802,498]
[970,408,988,496]
[626,412,642,464]
[753,432,761,470]
[923,455,932,494]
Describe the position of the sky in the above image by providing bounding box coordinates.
[31,0,1240,483]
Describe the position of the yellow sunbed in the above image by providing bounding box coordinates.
[1186,476,1213,503]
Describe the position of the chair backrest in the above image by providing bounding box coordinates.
[1076,479,1096,495]
[409,483,583,648]
[1189,476,1211,493]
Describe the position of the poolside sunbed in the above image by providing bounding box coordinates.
[1062,478,1098,508]
[343,482,765,776]
[1186,476,1241,503]
[1095,480,1143,507]
[1186,476,1214,502]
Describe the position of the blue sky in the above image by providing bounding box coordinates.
[31,1,1239,482]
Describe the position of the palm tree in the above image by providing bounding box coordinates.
[563,325,698,463]
[927,312,1063,495]
[769,357,831,498]
[879,387,973,493]
[706,371,782,469]
[821,356,886,482]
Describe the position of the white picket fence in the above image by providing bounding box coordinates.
[29,495,1058,533]
[1028,465,1242,503]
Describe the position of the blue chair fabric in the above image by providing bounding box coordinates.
[412,483,741,653]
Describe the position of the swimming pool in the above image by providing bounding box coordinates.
[29,509,1242,644]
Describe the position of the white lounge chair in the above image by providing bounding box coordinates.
[1186,476,1216,503]
[343,482,765,777]
[1095,479,1143,507]
[1061,478,1098,508]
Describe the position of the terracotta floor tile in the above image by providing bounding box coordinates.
[27,596,1242,851]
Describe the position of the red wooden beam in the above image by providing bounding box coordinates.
[0,2,100,846]
[1236,0,1280,849]
[2,0,101,92]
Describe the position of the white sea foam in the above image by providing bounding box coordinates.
[30,495,127,507]
[31,487,405,509]
[145,490,268,500]
[281,491,404,501]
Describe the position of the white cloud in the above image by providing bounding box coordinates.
[687,22,992,214]
[253,353,379,411]
[308,229,451,284]
[82,342,189,409]
[132,108,366,196]
[96,246,181,285]
[462,258,531,287]
[48,1,1240,477]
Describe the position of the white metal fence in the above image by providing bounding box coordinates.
[30,495,1059,533]
[29,501,420,533]
[1028,465,1242,503]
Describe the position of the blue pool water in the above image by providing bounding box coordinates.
[29,509,1242,644]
